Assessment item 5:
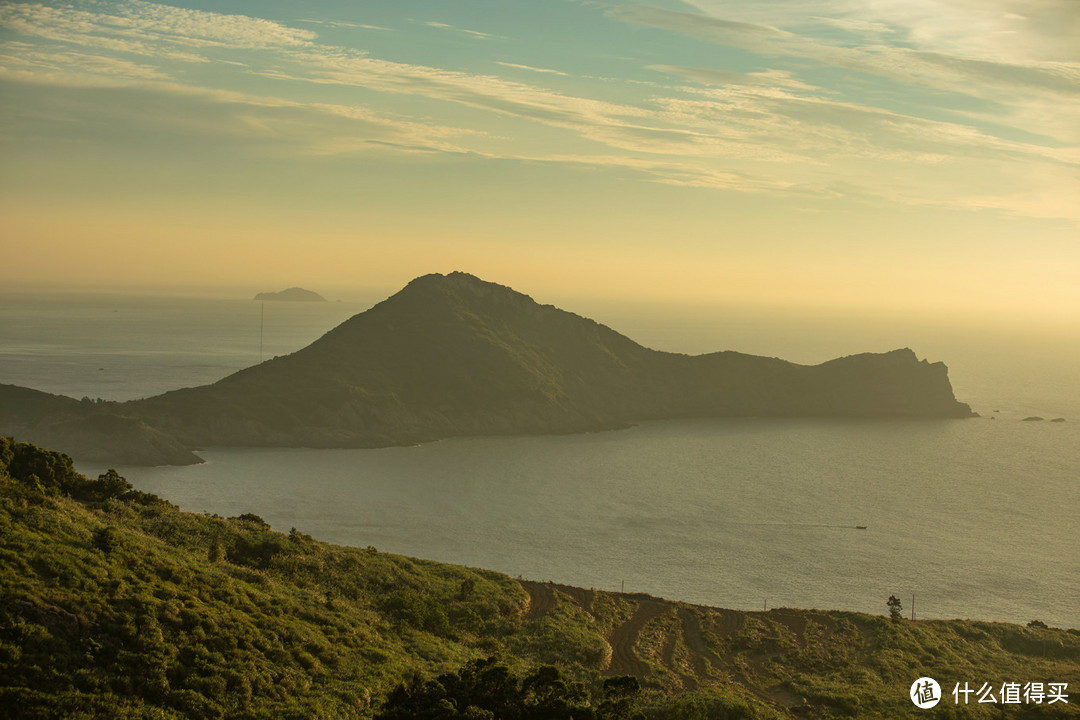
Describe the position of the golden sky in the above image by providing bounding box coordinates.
[1,0,1077,325]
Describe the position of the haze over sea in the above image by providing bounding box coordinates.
[2,291,1077,629]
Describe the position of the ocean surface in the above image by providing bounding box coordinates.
[2,291,1077,628]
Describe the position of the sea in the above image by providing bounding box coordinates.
[1,290,1077,628]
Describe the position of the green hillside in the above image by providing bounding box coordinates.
[2,439,1075,719]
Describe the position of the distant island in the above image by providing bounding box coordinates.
[254,287,327,302]
[0,272,973,466]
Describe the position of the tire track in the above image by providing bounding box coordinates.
[679,606,805,711]
[519,580,556,620]
[678,606,722,678]
[661,612,700,691]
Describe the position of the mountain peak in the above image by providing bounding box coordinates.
[404,271,526,295]
[388,272,543,316]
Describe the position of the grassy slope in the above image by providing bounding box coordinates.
[1,454,1076,719]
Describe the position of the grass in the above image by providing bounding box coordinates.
[1,438,1077,719]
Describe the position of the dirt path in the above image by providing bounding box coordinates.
[707,607,745,639]
[660,612,700,691]
[680,606,807,712]
[605,600,667,676]
[678,606,724,678]
[519,580,557,620]
[518,581,810,712]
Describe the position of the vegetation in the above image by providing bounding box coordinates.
[375,657,644,719]
[2,438,1077,719]
[887,595,904,622]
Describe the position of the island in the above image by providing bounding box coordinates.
[0,272,973,466]
[254,287,327,302]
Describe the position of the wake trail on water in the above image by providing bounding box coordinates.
[740,522,869,530]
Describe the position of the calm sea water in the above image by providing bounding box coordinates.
[2,292,1077,627]
[0,292,366,401]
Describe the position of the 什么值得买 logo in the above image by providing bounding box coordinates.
[911,677,941,709]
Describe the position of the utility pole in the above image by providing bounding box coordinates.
[912,593,916,621]
[259,302,265,363]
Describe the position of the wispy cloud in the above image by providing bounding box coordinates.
[1,0,1077,222]
[297,19,392,32]
[0,0,317,55]
[606,5,790,50]
[424,21,492,40]
[611,2,1080,167]
[0,42,173,81]
[495,61,568,76]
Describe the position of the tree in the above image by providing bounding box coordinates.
[375,657,631,719]
[887,595,903,622]
[97,469,132,498]
[459,578,476,601]
[598,676,644,720]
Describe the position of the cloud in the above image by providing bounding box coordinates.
[807,16,895,36]
[901,49,1080,96]
[1,0,1076,222]
[606,5,790,49]
[298,19,392,32]
[0,0,317,58]
[0,46,476,157]
[650,65,819,91]
[495,61,569,76]
[269,50,667,144]
[424,21,492,40]
[610,2,1080,149]
[509,152,796,193]
[0,42,171,81]
[656,73,1077,166]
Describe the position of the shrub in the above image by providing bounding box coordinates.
[93,526,122,554]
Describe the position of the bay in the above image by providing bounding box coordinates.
[117,415,1079,629]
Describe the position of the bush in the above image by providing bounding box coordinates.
[234,513,270,528]
[228,534,289,569]
[93,526,122,554]
[381,590,452,636]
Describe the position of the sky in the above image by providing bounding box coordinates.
[1,0,1078,326]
